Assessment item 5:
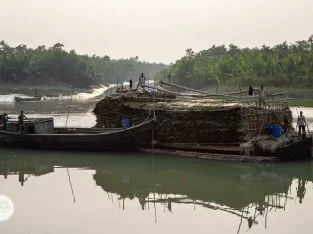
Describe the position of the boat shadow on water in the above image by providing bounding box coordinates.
[0,150,312,232]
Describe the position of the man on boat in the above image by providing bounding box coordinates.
[167,70,172,83]
[1,113,8,131]
[136,73,146,89]
[283,114,290,133]
[18,111,28,134]
[297,111,306,136]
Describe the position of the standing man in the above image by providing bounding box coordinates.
[1,113,8,131]
[136,73,146,89]
[297,111,306,136]
[129,79,133,90]
[18,111,28,134]
[283,114,290,133]
[167,70,172,83]
[259,85,265,106]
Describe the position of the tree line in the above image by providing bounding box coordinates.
[158,36,313,90]
[0,41,166,88]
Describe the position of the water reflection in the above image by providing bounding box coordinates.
[0,152,312,233]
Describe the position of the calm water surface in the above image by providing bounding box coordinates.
[0,150,313,234]
[0,91,313,234]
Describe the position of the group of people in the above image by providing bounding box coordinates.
[1,111,28,133]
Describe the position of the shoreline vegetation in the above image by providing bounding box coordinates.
[154,36,313,107]
[1,38,313,107]
[157,37,313,90]
[0,40,166,90]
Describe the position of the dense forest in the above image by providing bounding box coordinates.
[0,41,166,88]
[158,36,313,90]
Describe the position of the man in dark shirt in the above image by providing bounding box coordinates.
[1,113,8,131]
[18,111,28,134]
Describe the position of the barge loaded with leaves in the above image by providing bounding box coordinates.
[93,81,312,163]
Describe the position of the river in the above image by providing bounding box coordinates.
[0,88,313,234]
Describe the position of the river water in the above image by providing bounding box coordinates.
[0,89,313,234]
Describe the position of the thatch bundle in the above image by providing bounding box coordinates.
[93,94,246,143]
[252,134,297,154]
[93,92,293,144]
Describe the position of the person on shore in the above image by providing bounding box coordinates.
[297,111,306,136]
[18,111,28,134]
[136,73,146,89]
[1,113,8,131]
[129,79,133,90]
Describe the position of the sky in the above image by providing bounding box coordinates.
[1,0,313,64]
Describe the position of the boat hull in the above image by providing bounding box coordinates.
[255,136,312,161]
[273,136,312,160]
[0,120,156,152]
[14,96,41,102]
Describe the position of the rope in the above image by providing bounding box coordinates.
[65,85,75,128]
[125,118,157,146]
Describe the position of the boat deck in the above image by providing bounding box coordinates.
[53,127,122,134]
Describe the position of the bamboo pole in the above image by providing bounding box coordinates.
[160,81,208,94]
[142,84,248,98]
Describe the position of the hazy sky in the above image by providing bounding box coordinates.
[1,0,312,63]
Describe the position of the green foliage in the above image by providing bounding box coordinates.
[85,55,166,84]
[161,38,313,89]
[0,41,166,88]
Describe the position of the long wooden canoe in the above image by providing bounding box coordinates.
[0,119,156,151]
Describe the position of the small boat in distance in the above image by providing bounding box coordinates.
[14,96,42,102]
[0,118,156,151]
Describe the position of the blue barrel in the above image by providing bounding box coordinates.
[271,125,282,138]
[122,118,130,129]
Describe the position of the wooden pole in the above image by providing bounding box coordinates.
[160,80,207,94]
[142,84,248,98]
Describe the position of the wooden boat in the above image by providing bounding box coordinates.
[14,96,42,102]
[0,118,156,151]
